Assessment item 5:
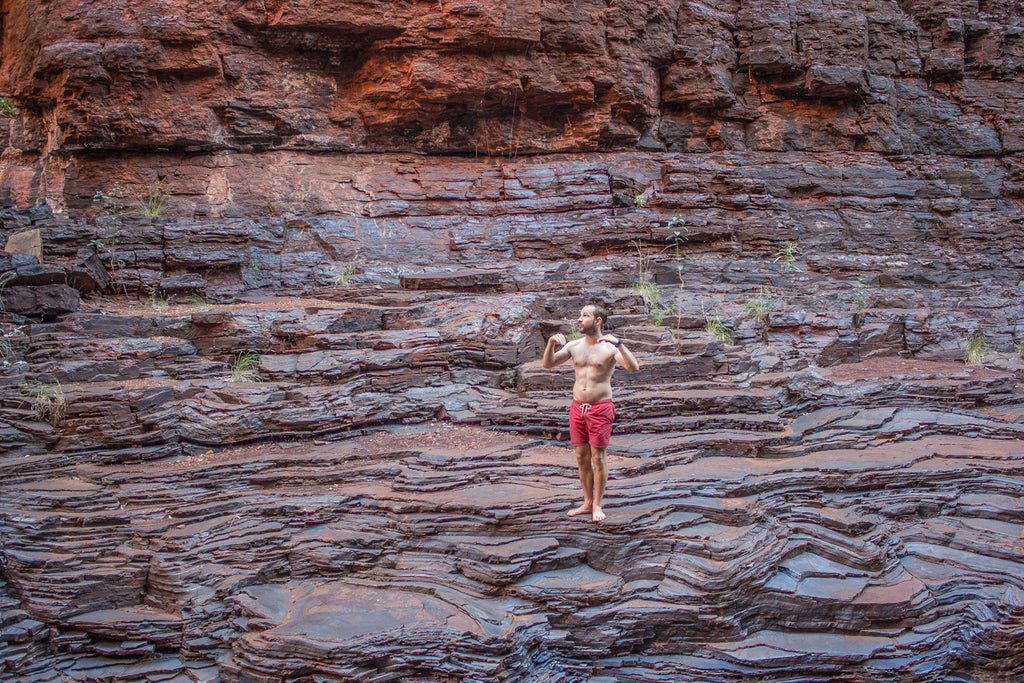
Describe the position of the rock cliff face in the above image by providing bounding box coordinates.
[0,0,1023,210]
[1,1,1024,682]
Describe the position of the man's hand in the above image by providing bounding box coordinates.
[542,332,570,368]
[599,334,620,347]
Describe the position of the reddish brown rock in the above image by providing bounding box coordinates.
[1,1,1024,680]
[1,0,1023,206]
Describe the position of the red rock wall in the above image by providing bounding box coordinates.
[3,4,1024,680]
[1,0,1023,211]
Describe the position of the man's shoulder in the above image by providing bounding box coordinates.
[565,337,592,354]
[564,337,584,350]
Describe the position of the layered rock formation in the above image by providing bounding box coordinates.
[0,0,1022,211]
[1,0,1024,681]
[1,175,1023,681]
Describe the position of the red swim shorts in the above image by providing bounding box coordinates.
[569,400,615,449]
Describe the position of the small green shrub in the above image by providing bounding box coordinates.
[772,240,802,273]
[94,182,130,218]
[666,223,688,286]
[633,194,648,208]
[230,350,262,382]
[332,263,356,287]
[0,97,16,118]
[501,366,518,390]
[963,332,987,365]
[24,380,67,425]
[1016,342,1024,360]
[566,323,583,341]
[651,302,674,327]
[852,278,870,314]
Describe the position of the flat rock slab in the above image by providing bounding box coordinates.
[227,580,545,680]
[400,270,502,291]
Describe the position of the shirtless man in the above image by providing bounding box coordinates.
[542,303,640,522]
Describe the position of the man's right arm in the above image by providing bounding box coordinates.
[542,333,571,368]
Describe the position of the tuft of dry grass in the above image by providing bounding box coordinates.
[24,380,67,425]
[230,351,262,382]
[963,332,987,366]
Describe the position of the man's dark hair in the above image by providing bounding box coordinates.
[591,302,610,329]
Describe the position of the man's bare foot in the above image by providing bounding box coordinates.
[567,504,592,517]
[592,506,606,523]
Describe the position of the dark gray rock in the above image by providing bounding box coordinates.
[1,284,80,316]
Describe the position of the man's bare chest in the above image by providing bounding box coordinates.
[573,343,616,369]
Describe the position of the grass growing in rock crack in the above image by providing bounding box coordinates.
[147,286,171,311]
[632,233,692,328]
[0,324,23,364]
[0,270,16,311]
[229,351,262,382]
[631,240,662,314]
[137,182,167,217]
[744,287,775,343]
[95,181,167,218]
[744,286,775,328]
[633,281,660,308]
[501,367,518,391]
[1017,342,1024,360]
[963,332,987,365]
[703,306,735,345]
[181,294,213,312]
[632,240,654,277]
[772,240,802,273]
[24,380,67,425]
[852,277,870,313]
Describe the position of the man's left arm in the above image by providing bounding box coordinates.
[600,335,640,372]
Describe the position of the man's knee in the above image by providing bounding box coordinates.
[590,447,607,465]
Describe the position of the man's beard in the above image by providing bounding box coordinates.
[580,321,598,335]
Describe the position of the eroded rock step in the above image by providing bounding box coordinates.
[3,359,1018,476]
